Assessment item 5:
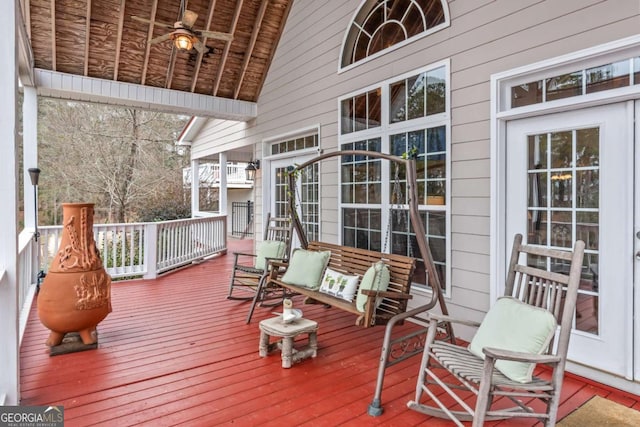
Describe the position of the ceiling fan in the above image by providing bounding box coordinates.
[132,8,233,54]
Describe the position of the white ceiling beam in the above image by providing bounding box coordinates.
[34,69,257,121]
[17,0,35,86]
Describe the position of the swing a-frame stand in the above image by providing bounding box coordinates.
[284,150,455,415]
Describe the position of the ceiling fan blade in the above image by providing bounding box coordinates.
[182,10,199,28]
[198,30,233,42]
[194,39,206,54]
[132,15,174,29]
[149,33,172,45]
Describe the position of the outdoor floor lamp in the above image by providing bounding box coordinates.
[28,167,44,290]
[28,167,40,241]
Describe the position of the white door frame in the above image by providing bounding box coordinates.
[490,35,640,394]
[634,100,640,383]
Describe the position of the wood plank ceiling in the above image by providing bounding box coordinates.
[23,0,293,103]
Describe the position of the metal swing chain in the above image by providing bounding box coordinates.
[387,161,414,258]
[370,161,413,326]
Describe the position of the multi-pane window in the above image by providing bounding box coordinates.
[343,208,382,251]
[273,166,290,218]
[299,164,320,242]
[269,131,320,242]
[339,61,449,291]
[390,126,447,205]
[390,67,446,123]
[341,139,382,204]
[526,128,600,334]
[341,0,449,69]
[390,209,446,286]
[274,164,320,243]
[511,57,640,108]
[270,134,318,156]
[341,89,381,134]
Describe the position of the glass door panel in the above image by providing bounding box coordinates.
[507,103,633,378]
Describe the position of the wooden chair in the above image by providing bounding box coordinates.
[227,213,293,302]
[407,234,585,426]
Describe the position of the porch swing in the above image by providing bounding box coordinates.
[246,150,455,416]
[249,150,453,333]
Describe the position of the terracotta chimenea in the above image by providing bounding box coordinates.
[38,203,112,347]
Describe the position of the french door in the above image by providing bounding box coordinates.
[269,156,319,246]
[506,102,634,378]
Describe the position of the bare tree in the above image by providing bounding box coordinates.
[37,99,190,224]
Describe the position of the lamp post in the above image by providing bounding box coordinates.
[28,167,40,241]
[28,167,43,291]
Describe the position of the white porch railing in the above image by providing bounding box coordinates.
[16,215,227,341]
[18,231,38,343]
[183,162,252,186]
[38,215,228,280]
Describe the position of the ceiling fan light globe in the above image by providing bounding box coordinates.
[174,33,193,51]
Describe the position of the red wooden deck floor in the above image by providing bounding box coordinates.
[20,239,640,426]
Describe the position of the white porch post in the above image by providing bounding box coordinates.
[0,0,21,405]
[23,86,38,232]
[219,152,228,215]
[190,159,200,216]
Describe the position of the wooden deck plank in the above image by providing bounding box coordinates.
[19,238,640,426]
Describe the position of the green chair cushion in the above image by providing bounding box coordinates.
[254,240,287,270]
[281,249,331,290]
[468,296,557,383]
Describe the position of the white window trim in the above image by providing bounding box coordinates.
[490,34,640,304]
[338,59,451,296]
[338,0,451,74]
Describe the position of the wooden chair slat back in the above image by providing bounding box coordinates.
[263,213,294,261]
[505,234,586,355]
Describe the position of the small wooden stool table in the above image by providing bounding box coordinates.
[258,316,318,368]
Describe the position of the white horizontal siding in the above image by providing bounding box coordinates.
[188,0,640,322]
[191,120,252,160]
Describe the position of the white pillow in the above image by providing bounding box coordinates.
[468,297,557,383]
[319,267,359,302]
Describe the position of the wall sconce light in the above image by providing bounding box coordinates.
[172,30,195,51]
[245,160,260,181]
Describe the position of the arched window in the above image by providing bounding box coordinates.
[340,0,449,69]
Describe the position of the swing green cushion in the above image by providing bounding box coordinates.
[468,297,557,383]
[254,240,287,270]
[281,249,331,290]
[356,261,390,312]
